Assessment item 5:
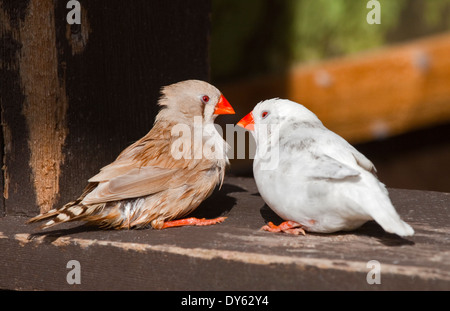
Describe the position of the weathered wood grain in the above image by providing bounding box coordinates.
[0,0,211,216]
[0,177,449,290]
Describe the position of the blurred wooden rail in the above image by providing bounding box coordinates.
[220,32,450,144]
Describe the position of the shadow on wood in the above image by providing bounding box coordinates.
[259,204,415,247]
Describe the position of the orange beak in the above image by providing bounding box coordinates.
[236,111,254,131]
[214,94,235,115]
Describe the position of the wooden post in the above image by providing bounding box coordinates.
[0,0,211,216]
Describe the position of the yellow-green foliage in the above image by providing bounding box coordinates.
[211,0,450,81]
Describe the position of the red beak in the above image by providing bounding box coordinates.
[237,111,254,131]
[214,94,235,115]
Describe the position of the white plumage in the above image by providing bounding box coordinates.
[238,99,414,237]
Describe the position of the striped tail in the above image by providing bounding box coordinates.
[27,202,93,229]
[27,183,99,229]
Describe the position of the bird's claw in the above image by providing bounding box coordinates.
[261,221,306,236]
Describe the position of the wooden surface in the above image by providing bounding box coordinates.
[0,177,449,290]
[0,0,211,216]
[220,32,450,144]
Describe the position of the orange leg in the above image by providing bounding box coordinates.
[161,216,227,229]
[261,220,306,236]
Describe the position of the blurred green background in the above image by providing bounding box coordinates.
[211,0,450,82]
[209,0,450,192]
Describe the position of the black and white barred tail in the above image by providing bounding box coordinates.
[27,202,100,229]
[27,183,103,229]
[26,196,173,230]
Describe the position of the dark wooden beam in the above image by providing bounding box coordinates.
[0,0,211,216]
[0,177,449,290]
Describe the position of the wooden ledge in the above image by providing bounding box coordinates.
[1,177,449,290]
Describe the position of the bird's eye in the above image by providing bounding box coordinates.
[262,111,269,118]
[202,95,210,103]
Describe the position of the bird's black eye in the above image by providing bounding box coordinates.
[262,111,269,118]
[202,95,210,103]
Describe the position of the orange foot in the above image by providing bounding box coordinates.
[161,216,227,229]
[261,220,306,236]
